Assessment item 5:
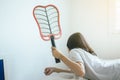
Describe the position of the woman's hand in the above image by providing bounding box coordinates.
[44,67,55,75]
[51,47,62,59]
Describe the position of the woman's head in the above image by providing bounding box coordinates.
[67,32,94,54]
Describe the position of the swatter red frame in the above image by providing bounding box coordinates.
[33,4,62,41]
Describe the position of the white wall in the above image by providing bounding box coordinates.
[70,0,120,59]
[0,0,71,80]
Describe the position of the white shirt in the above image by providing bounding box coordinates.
[69,48,120,80]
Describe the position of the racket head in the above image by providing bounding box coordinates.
[33,4,62,41]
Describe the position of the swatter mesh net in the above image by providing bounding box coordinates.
[34,6,61,40]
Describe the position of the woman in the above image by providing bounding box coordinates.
[44,32,120,80]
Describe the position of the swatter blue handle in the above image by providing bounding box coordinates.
[51,36,60,63]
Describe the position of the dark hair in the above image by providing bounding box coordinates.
[67,32,96,55]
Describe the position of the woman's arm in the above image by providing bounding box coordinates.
[52,47,85,77]
[44,67,72,75]
[54,67,72,73]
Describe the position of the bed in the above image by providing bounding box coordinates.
[40,73,87,80]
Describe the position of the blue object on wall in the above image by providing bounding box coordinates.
[0,59,5,80]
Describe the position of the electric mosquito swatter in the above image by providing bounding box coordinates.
[33,4,62,63]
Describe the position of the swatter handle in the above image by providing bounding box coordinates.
[51,36,60,63]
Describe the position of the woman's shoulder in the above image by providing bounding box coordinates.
[70,48,85,52]
[70,48,85,54]
[70,48,95,58]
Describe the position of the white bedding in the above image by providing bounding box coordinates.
[40,73,87,80]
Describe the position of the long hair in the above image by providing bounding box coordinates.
[67,32,96,55]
